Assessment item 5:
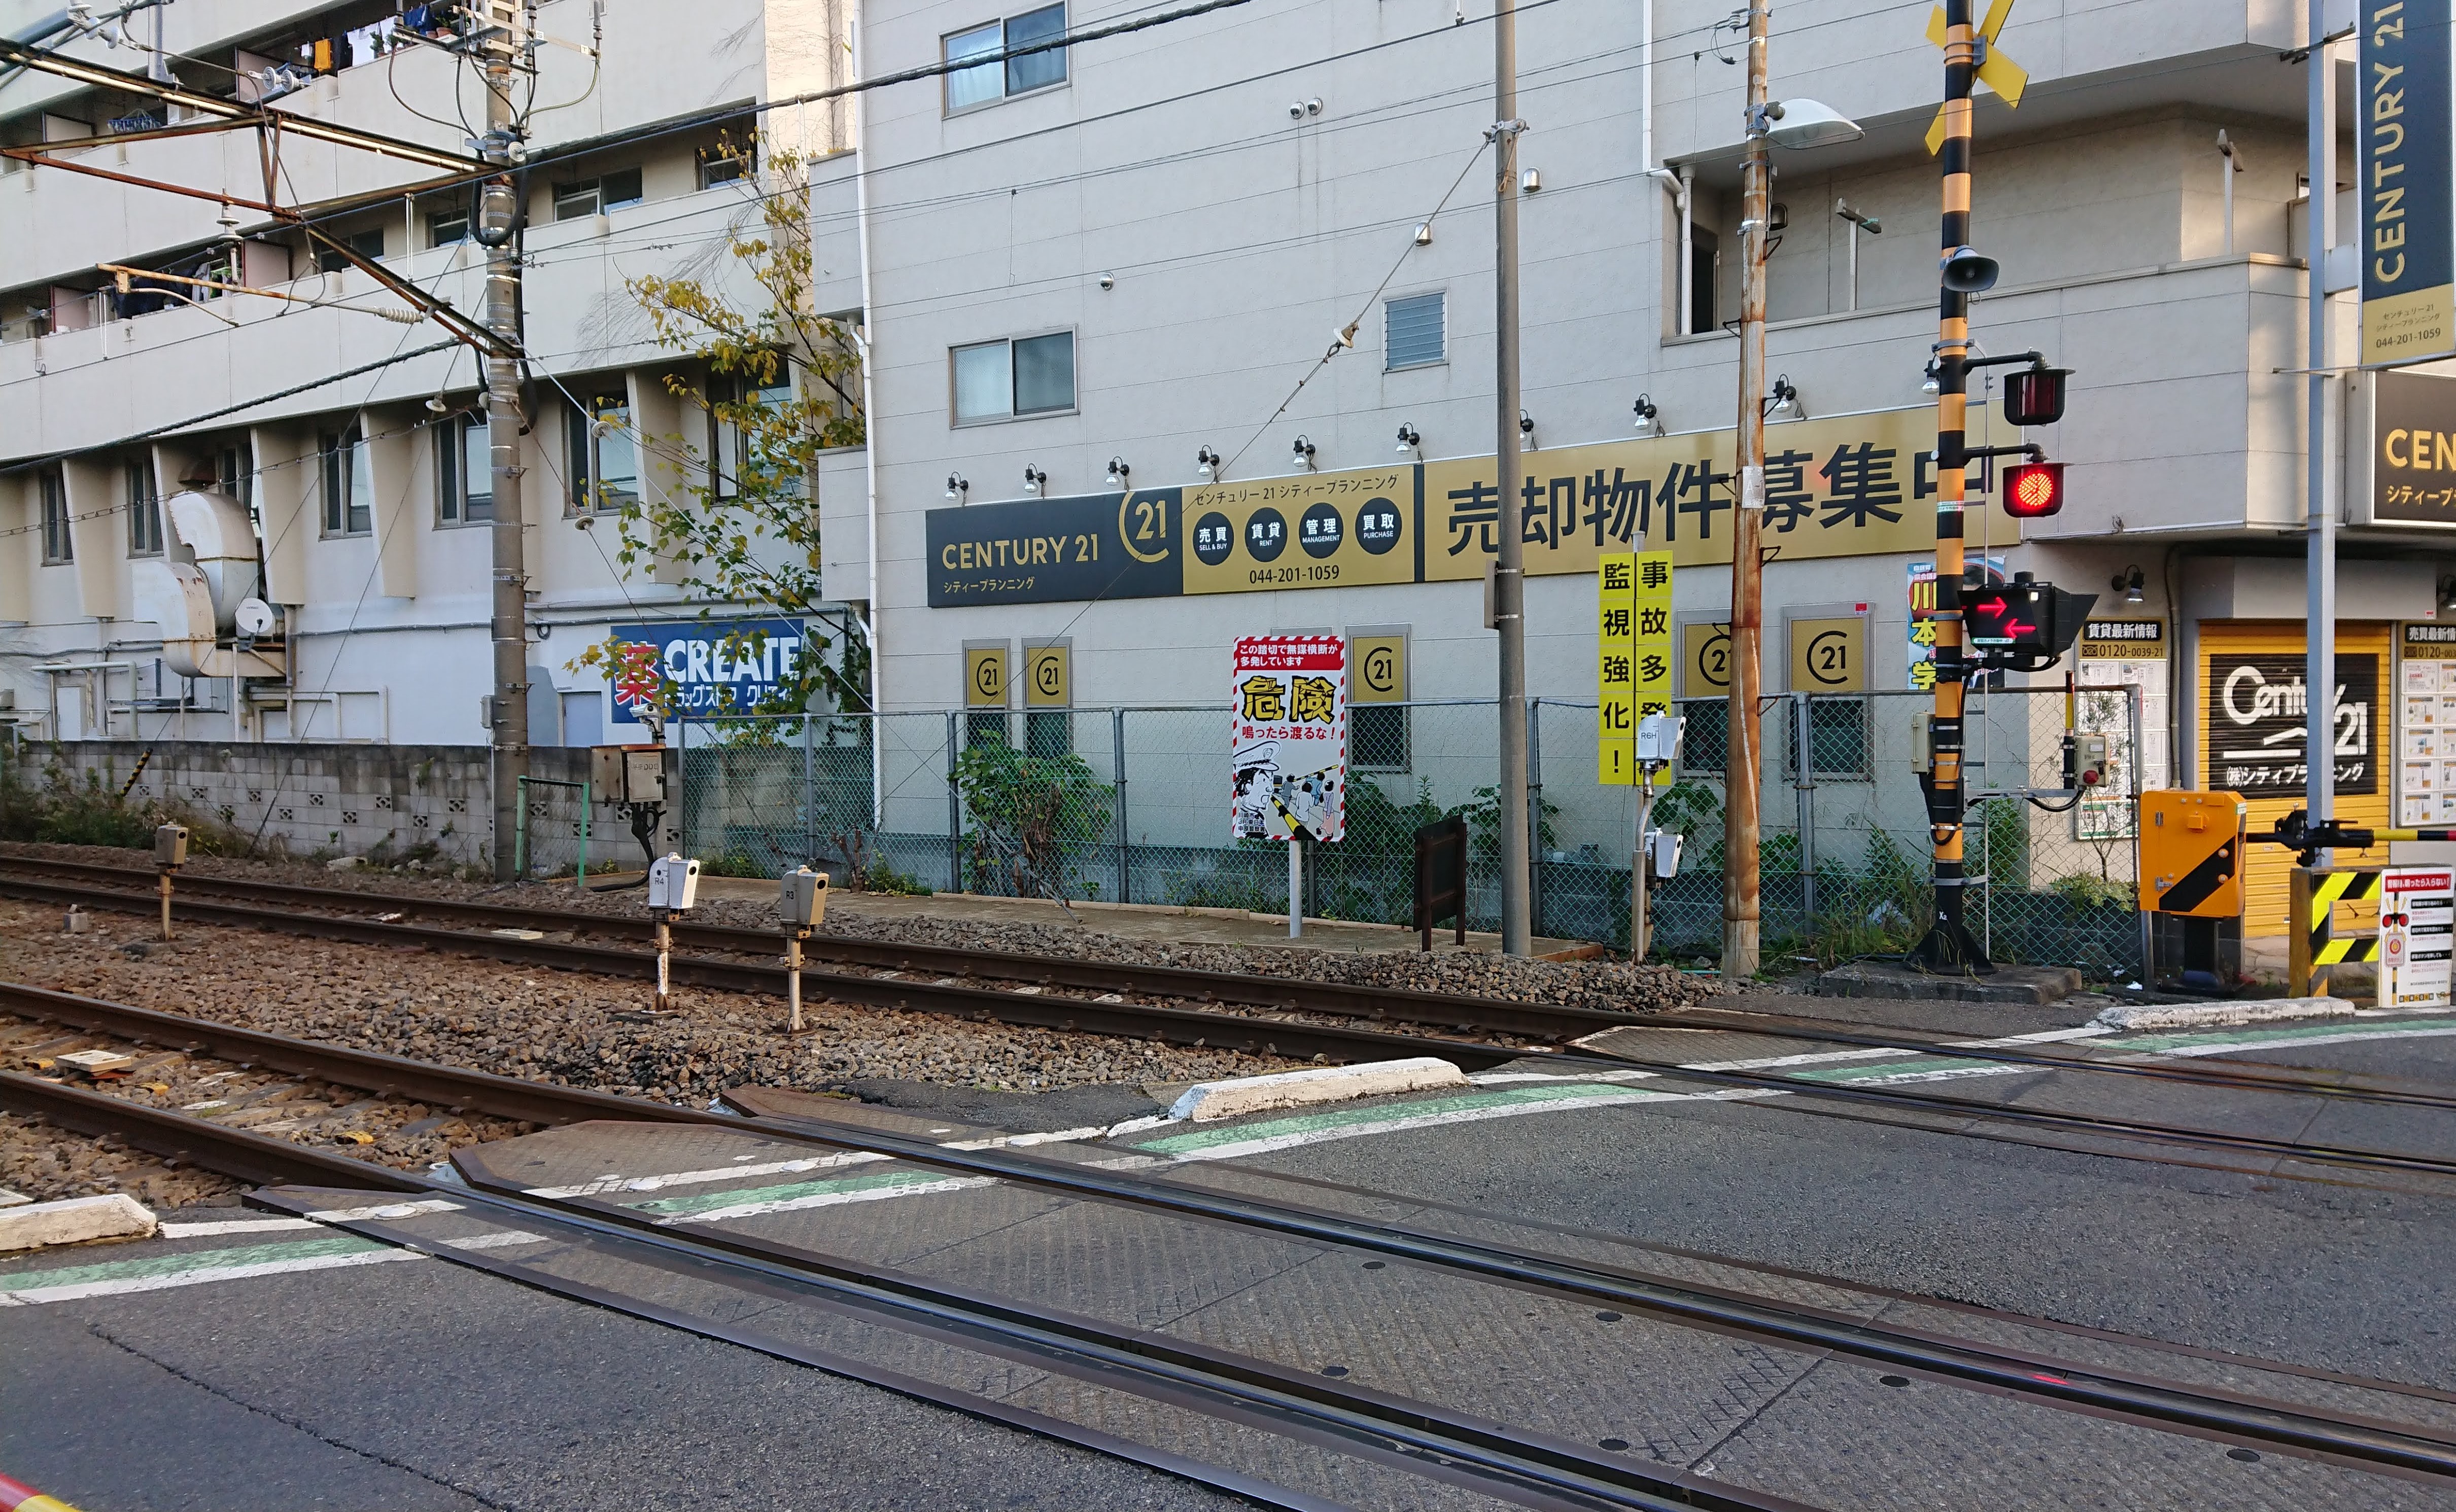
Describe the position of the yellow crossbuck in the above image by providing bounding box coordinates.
[1925,0,2029,155]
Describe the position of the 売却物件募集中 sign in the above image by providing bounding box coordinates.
[606,618,810,727]
[927,403,2015,608]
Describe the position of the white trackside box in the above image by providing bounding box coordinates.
[153,823,189,868]
[1635,712,1684,766]
[647,854,701,910]
[779,866,829,929]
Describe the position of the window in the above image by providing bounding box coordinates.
[216,445,253,511]
[320,424,372,535]
[1385,291,1445,370]
[427,205,469,247]
[315,228,385,273]
[553,167,644,221]
[708,376,803,500]
[437,413,493,523]
[39,469,72,564]
[125,462,163,556]
[697,140,754,190]
[1024,710,1071,758]
[951,331,1074,424]
[1787,697,1871,780]
[965,711,1009,752]
[1680,697,1726,778]
[1352,705,1409,770]
[944,4,1067,113]
[566,393,637,510]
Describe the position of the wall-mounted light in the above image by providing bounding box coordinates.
[1519,411,1536,451]
[1414,222,1433,246]
[945,473,969,502]
[2113,565,2145,606]
[1766,374,1804,420]
[426,394,451,414]
[1396,423,1421,457]
[1105,456,1131,486]
[1520,168,1542,194]
[1287,97,1322,120]
[1632,394,1661,436]
[1022,465,1047,496]
[1196,445,1221,481]
[1097,272,1115,291]
[1922,358,1942,396]
[1292,435,1317,470]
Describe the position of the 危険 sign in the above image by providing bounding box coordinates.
[1230,636,1348,841]
[606,618,808,728]
[2204,652,2379,796]
[925,404,2014,607]
[2361,0,2456,366]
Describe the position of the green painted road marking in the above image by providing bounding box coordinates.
[2112,1019,2456,1058]
[1,1235,411,1306]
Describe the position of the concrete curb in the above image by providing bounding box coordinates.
[2091,997,2360,1032]
[1167,1057,1468,1122]
[0,1193,157,1252]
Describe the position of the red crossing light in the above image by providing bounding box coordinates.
[2002,460,2065,518]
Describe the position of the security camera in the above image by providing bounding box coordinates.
[1290,101,1305,120]
[1097,272,1114,291]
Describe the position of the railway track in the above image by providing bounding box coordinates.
[5,978,2456,1485]
[7,854,2453,1120]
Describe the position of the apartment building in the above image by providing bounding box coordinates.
[4,0,2452,937]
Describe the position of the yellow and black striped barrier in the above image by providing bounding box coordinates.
[2289,866,2382,999]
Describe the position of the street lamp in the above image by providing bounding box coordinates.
[1724,21,1866,980]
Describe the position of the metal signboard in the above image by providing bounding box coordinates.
[1787,613,1869,694]
[1598,552,1635,786]
[606,618,808,728]
[2137,790,2249,918]
[1230,635,1348,841]
[963,644,1009,708]
[927,489,1183,607]
[2381,866,2456,1008]
[2204,651,2379,797]
[2350,369,2456,527]
[2361,0,2456,367]
[1023,641,1069,708]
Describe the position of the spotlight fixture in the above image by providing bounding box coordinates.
[1922,358,1942,396]
[1105,456,1131,486]
[1195,445,1221,481]
[2113,565,2145,606]
[1396,423,1421,457]
[1022,465,1047,496]
[1766,374,1803,420]
[945,473,969,502]
[1520,168,1542,194]
[1632,394,1661,436]
[1519,411,1536,451]
[1292,435,1318,469]
[1097,272,1115,290]
[1414,222,1433,246]
[425,394,451,414]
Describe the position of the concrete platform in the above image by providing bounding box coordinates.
[1813,959,2082,1005]
[673,874,1604,959]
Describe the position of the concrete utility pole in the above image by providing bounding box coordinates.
[1493,0,1532,956]
[1722,0,1772,980]
[2304,0,2337,863]
[481,15,531,882]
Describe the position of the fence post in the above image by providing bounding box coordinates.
[946,710,962,894]
[1113,707,1129,905]
[513,774,529,877]
[577,777,590,888]
[801,711,814,867]
[1528,697,1544,938]
[1793,692,1815,938]
[2130,680,2150,981]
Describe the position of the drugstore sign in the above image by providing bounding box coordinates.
[606,617,809,727]
[926,403,2013,607]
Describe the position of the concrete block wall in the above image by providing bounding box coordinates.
[20,741,611,868]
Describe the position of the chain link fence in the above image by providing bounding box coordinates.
[673,681,2143,978]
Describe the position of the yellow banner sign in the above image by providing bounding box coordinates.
[1599,553,1635,785]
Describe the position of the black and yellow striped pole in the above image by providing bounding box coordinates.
[1910,0,1991,972]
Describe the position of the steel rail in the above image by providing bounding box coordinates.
[4,980,2452,1476]
[9,856,2449,1111]
[0,1068,426,1191]
[0,875,1528,1070]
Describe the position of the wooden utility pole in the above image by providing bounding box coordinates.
[1722,0,1771,980]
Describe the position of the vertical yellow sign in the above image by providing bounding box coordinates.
[1598,552,1635,784]
[1632,550,1674,786]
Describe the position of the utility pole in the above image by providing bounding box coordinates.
[480,10,530,882]
[1722,0,1771,980]
[2304,0,2336,866]
[1918,1,1987,969]
[1492,0,1532,956]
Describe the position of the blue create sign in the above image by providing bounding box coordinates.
[606,618,809,727]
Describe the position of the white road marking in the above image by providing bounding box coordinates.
[157,1217,318,1238]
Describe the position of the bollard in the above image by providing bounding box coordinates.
[645,854,701,1012]
[779,866,828,1033]
[153,823,188,943]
